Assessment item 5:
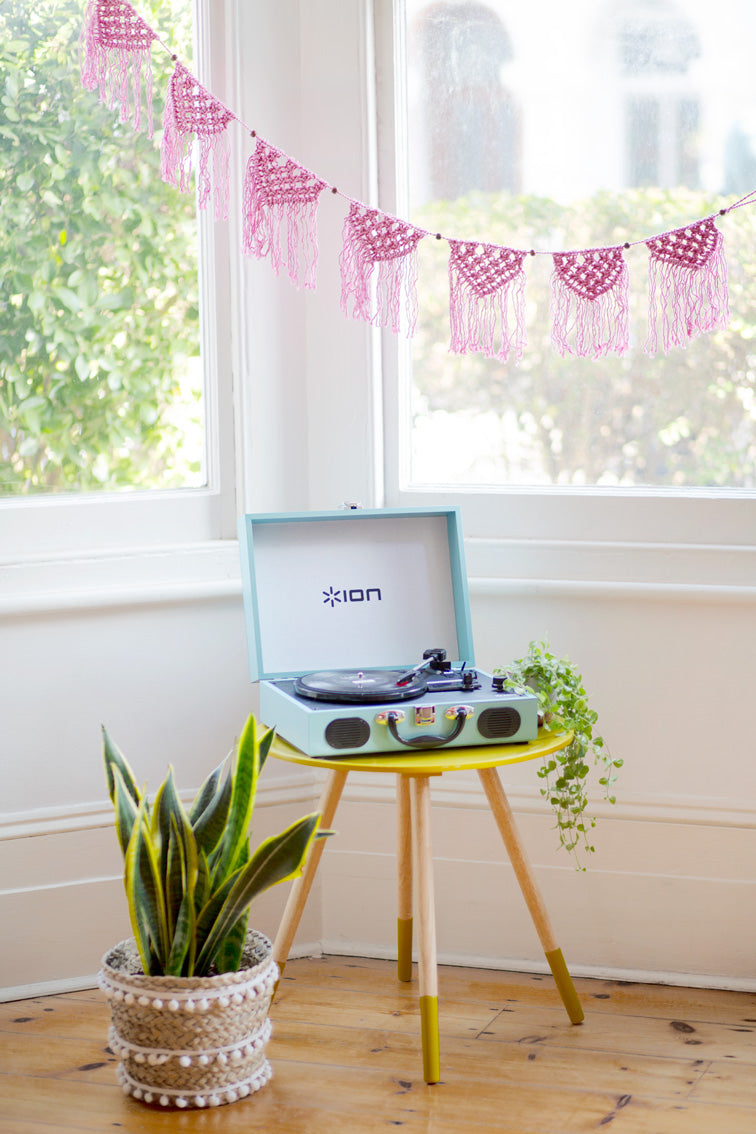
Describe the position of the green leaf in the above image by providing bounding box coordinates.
[153,768,187,934]
[188,760,224,822]
[195,814,323,976]
[192,768,232,856]
[123,796,168,974]
[110,766,140,858]
[213,909,250,975]
[211,716,269,881]
[102,727,141,807]
[164,810,199,976]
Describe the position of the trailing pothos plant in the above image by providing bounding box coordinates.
[103,714,327,977]
[495,641,622,868]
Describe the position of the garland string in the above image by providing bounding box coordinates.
[79,0,756,358]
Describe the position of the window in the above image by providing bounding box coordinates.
[0,0,235,555]
[384,0,756,512]
[410,2,520,201]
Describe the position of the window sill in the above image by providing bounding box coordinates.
[0,541,243,618]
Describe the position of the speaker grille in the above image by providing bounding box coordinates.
[325,717,371,750]
[477,707,521,739]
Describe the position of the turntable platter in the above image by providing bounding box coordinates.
[294,668,428,704]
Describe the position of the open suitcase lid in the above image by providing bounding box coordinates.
[238,507,475,682]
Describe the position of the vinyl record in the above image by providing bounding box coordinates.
[294,668,428,704]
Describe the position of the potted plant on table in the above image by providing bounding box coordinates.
[98,714,327,1109]
[495,640,622,868]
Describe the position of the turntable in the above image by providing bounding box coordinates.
[238,507,538,756]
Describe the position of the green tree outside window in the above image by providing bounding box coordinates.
[0,0,201,496]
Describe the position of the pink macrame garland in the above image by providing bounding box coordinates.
[161,63,234,221]
[339,204,425,336]
[551,247,630,358]
[645,218,729,354]
[79,0,157,136]
[448,241,527,361]
[242,139,327,290]
[77,3,742,361]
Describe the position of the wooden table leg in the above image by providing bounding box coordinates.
[272,767,348,987]
[477,766,584,1025]
[410,775,440,1084]
[396,774,413,982]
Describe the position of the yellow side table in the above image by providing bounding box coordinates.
[270,729,583,1084]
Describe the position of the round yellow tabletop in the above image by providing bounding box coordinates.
[269,727,573,776]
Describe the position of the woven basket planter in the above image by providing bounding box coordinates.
[99,929,277,1109]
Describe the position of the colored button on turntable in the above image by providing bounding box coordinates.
[375,709,406,725]
[444,705,474,721]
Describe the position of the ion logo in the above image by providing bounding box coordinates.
[322,586,382,607]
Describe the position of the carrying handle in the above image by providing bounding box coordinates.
[386,708,469,749]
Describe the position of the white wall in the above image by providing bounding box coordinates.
[1,0,755,1000]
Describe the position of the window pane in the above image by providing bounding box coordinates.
[0,0,203,497]
[403,0,756,489]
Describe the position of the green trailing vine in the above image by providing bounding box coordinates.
[495,640,623,868]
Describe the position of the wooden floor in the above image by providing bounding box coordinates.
[1,954,756,1133]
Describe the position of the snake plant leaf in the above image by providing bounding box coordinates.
[102,726,142,809]
[257,721,275,773]
[124,796,169,975]
[212,840,250,974]
[195,813,323,975]
[192,870,237,951]
[192,770,233,857]
[187,759,225,823]
[152,767,184,898]
[165,811,199,976]
[195,848,211,913]
[213,909,250,975]
[210,716,267,881]
[110,766,140,859]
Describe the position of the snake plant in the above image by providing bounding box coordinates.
[103,715,326,977]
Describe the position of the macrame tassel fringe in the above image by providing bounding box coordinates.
[79,0,156,136]
[339,204,425,336]
[645,218,729,354]
[448,241,527,361]
[161,64,233,221]
[242,140,327,290]
[551,247,629,358]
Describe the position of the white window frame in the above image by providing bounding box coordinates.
[0,0,238,563]
[374,0,756,589]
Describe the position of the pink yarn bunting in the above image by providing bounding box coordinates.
[242,139,327,290]
[161,63,234,221]
[448,241,527,361]
[79,0,156,136]
[645,218,729,354]
[339,204,425,336]
[551,247,629,358]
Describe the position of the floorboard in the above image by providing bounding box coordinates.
[1,954,755,1133]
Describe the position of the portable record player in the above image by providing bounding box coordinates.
[238,507,538,757]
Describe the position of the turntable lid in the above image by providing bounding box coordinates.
[238,507,475,681]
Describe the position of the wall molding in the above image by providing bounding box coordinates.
[470,576,756,604]
[5,941,754,1003]
[0,541,243,619]
[4,768,753,844]
[318,942,756,995]
[0,769,321,843]
[340,773,756,830]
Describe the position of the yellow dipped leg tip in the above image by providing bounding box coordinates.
[419,995,440,1083]
[397,917,413,982]
[545,947,584,1024]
